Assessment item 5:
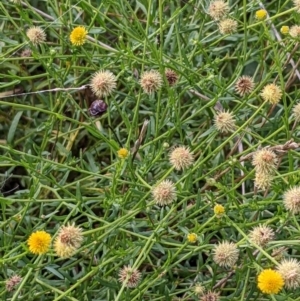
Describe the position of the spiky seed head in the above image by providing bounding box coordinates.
[118,265,141,288]
[252,149,278,174]
[169,146,194,170]
[293,0,300,13]
[249,224,275,247]
[194,283,205,296]
[277,258,300,289]
[254,171,273,190]
[200,290,220,301]
[165,69,179,86]
[283,186,300,214]
[292,103,300,121]
[57,223,83,248]
[5,275,22,292]
[235,75,255,96]
[90,70,117,97]
[260,83,282,104]
[152,179,176,206]
[218,18,238,35]
[213,241,239,267]
[290,25,300,38]
[140,70,163,94]
[21,49,32,57]
[54,239,77,258]
[208,1,229,21]
[214,110,236,133]
[26,26,46,45]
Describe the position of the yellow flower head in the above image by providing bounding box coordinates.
[280,26,289,35]
[70,26,88,46]
[117,148,129,159]
[260,83,282,104]
[214,204,225,217]
[27,230,51,255]
[187,233,197,243]
[256,9,267,20]
[257,269,284,294]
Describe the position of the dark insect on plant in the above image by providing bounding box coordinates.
[89,100,108,116]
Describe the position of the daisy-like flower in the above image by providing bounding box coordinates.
[26,26,46,45]
[117,148,129,159]
[255,9,267,20]
[290,25,300,38]
[208,0,229,21]
[277,258,300,289]
[54,223,83,258]
[140,70,163,94]
[254,171,273,190]
[293,0,300,13]
[214,110,236,133]
[165,68,179,86]
[257,269,284,294]
[280,26,289,35]
[70,26,88,46]
[214,204,225,217]
[152,179,176,206]
[90,70,117,97]
[187,233,197,243]
[27,230,51,255]
[169,146,194,170]
[292,103,300,121]
[249,224,275,247]
[260,83,282,104]
[5,275,22,292]
[200,290,220,301]
[218,18,238,35]
[213,241,239,268]
[252,149,278,174]
[235,75,255,96]
[118,265,141,288]
[283,186,300,214]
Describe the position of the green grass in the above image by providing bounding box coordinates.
[1,0,300,300]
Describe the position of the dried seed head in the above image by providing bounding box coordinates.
[89,100,108,116]
[214,110,236,133]
[200,290,220,301]
[213,241,239,267]
[293,0,300,13]
[169,146,194,170]
[277,258,300,289]
[194,283,205,296]
[26,26,46,45]
[152,180,176,206]
[249,224,275,247]
[118,265,141,288]
[292,103,300,121]
[254,171,273,190]
[218,18,238,35]
[290,25,300,38]
[252,149,278,174]
[165,69,179,86]
[235,75,255,96]
[5,275,22,292]
[20,48,32,57]
[283,186,300,214]
[54,239,77,258]
[140,70,163,94]
[208,1,229,21]
[90,70,117,97]
[260,83,282,104]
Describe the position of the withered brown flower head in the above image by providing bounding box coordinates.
[5,275,22,292]
[165,68,179,86]
[118,265,141,288]
[201,290,220,301]
[235,75,255,96]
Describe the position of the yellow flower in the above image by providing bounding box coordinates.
[187,233,197,243]
[257,269,284,294]
[256,9,267,20]
[280,26,289,35]
[214,204,225,217]
[117,148,129,159]
[70,26,88,46]
[27,230,51,255]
